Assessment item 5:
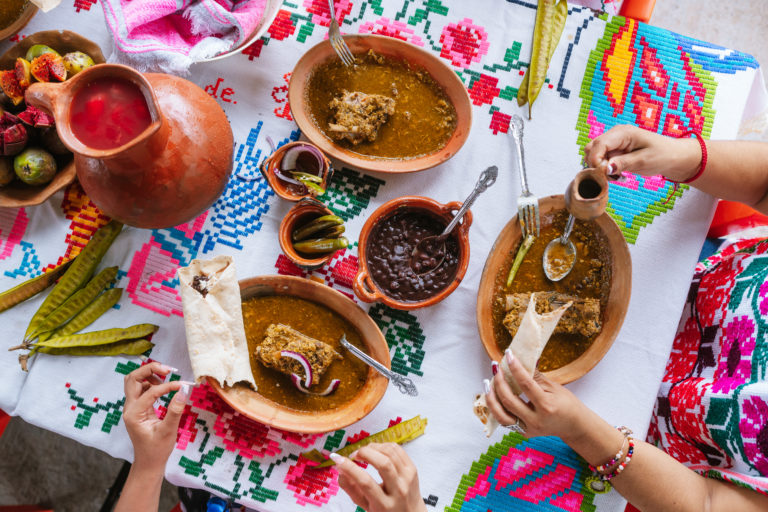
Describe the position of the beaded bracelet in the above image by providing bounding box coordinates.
[588,426,633,474]
[599,438,635,481]
[668,131,708,184]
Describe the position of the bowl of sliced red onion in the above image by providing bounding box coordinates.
[259,141,333,201]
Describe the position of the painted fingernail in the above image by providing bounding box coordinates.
[178,384,190,398]
[178,380,196,387]
[505,349,514,364]
[607,162,618,175]
[483,378,491,394]
[491,361,499,376]
[329,453,344,464]
[159,364,179,373]
[349,450,358,460]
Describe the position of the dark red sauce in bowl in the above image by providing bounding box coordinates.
[365,209,460,303]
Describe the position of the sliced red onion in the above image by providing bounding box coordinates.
[291,374,341,396]
[274,168,304,186]
[281,144,325,176]
[281,350,313,387]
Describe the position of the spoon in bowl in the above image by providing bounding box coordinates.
[340,335,418,396]
[410,165,498,275]
[542,214,576,282]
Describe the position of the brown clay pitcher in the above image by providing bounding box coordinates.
[25,64,233,229]
[564,167,608,221]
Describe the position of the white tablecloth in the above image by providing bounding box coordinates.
[0,1,765,511]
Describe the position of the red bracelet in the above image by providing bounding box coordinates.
[669,131,708,184]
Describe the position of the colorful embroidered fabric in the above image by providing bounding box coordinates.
[0,1,764,511]
[648,237,768,496]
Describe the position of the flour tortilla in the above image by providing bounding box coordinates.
[178,256,256,389]
[474,293,571,437]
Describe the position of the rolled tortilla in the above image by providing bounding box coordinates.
[178,256,256,389]
[474,293,571,437]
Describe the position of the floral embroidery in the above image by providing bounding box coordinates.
[359,17,425,46]
[284,455,340,506]
[739,394,768,475]
[304,0,354,27]
[438,18,489,69]
[468,74,501,106]
[712,316,756,394]
[268,10,297,41]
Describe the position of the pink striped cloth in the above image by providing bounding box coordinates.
[101,0,268,74]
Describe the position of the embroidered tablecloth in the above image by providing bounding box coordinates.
[0,1,764,511]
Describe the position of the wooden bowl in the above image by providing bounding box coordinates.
[354,196,472,310]
[0,2,38,42]
[288,35,472,174]
[260,141,333,201]
[279,198,337,269]
[0,31,105,208]
[476,195,632,384]
[209,275,390,433]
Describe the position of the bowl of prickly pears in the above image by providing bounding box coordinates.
[0,30,105,207]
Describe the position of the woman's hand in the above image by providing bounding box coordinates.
[584,125,700,182]
[122,362,186,473]
[485,350,589,441]
[332,443,427,512]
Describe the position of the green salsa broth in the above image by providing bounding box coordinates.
[243,295,369,412]
[305,52,457,159]
[491,210,612,371]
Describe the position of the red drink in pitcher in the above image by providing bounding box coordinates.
[69,76,152,150]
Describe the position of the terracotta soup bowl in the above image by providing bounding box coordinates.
[354,196,471,310]
[209,275,390,433]
[476,195,632,385]
[289,34,472,173]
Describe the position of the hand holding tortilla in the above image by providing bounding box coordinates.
[178,256,256,389]
[474,293,571,437]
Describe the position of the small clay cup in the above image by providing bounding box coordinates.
[260,141,332,201]
[565,167,608,221]
[279,197,338,269]
[354,196,472,310]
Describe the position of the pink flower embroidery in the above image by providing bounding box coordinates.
[739,395,768,475]
[358,17,424,46]
[712,316,756,394]
[175,405,199,450]
[304,0,353,27]
[664,316,700,383]
[439,18,489,68]
[759,281,768,316]
[490,110,511,135]
[268,10,297,41]
[468,74,500,106]
[284,455,340,506]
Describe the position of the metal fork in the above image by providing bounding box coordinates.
[328,0,355,66]
[340,335,418,396]
[509,114,539,237]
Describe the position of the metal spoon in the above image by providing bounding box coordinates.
[410,165,498,275]
[542,214,577,281]
[340,335,418,396]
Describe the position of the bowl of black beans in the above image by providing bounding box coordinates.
[354,196,471,310]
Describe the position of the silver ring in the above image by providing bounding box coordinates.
[504,417,526,434]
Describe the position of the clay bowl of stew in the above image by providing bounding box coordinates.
[289,34,472,173]
[476,195,631,385]
[0,31,105,208]
[0,1,37,41]
[354,196,471,310]
[209,275,390,434]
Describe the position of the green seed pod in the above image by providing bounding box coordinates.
[24,221,123,340]
[48,288,123,338]
[33,323,158,349]
[30,266,119,339]
[293,236,349,254]
[36,338,153,357]
[0,259,73,314]
[292,215,344,241]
